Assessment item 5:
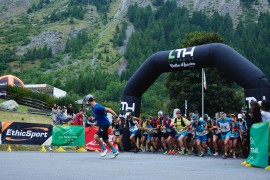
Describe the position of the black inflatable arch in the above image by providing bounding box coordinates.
[121,43,270,117]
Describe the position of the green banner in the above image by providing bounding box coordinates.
[247,122,269,168]
[52,125,85,146]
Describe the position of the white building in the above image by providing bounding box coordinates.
[25,84,66,98]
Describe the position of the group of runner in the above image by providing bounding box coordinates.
[111,110,249,159]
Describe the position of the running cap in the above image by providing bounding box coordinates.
[237,114,243,119]
[192,114,197,120]
[220,113,226,117]
[158,110,163,115]
[60,106,67,110]
[85,94,94,101]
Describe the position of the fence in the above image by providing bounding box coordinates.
[1,92,51,110]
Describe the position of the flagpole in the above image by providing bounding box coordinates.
[202,68,204,117]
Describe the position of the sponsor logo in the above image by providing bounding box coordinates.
[121,101,135,113]
[168,47,196,68]
[6,128,49,140]
[59,129,78,143]
[86,135,114,146]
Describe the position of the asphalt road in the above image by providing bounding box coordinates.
[0,151,269,180]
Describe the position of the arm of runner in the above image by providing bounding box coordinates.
[105,107,120,121]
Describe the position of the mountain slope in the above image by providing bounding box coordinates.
[0,0,269,83]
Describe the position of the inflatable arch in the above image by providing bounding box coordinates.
[120,43,270,117]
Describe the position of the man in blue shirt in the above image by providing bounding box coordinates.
[55,106,72,125]
[86,94,120,158]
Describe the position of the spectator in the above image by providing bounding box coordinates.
[250,100,262,124]
[55,106,72,125]
[72,109,85,126]
[67,103,74,117]
[261,100,270,122]
[85,114,97,127]
[51,103,59,124]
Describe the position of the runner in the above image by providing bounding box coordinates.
[149,115,159,153]
[145,119,156,152]
[124,112,141,153]
[211,116,221,156]
[203,114,212,156]
[238,113,248,157]
[111,115,124,152]
[192,114,208,157]
[229,114,239,159]
[140,116,149,152]
[217,112,232,159]
[85,94,120,158]
[171,110,190,155]
[161,113,171,154]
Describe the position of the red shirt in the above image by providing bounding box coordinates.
[73,113,84,126]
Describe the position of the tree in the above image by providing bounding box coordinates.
[164,32,243,116]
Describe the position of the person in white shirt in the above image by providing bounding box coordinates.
[261,100,270,122]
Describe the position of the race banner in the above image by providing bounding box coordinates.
[247,122,269,168]
[85,127,118,151]
[1,122,52,145]
[52,125,85,146]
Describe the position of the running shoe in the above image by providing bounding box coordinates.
[49,147,53,151]
[179,149,184,155]
[110,151,120,159]
[163,149,168,155]
[207,147,211,156]
[134,148,139,153]
[100,149,108,157]
[222,154,227,159]
[168,150,173,155]
[213,151,219,156]
[199,152,205,157]
[233,152,236,159]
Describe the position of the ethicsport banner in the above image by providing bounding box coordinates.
[1,122,52,145]
[52,125,85,146]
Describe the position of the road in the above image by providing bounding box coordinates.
[0,151,269,180]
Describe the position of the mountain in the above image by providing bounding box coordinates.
[177,0,270,26]
[0,0,269,88]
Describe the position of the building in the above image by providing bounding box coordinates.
[25,84,66,98]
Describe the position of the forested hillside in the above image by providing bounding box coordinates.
[0,0,270,115]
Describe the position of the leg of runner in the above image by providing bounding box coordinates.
[232,138,238,158]
[196,138,204,157]
[223,135,230,159]
[161,135,168,154]
[213,135,219,156]
[166,135,173,155]
[103,139,119,158]
[130,134,139,153]
[178,135,185,155]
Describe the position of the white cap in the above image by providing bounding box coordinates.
[237,114,243,119]
[158,110,163,115]
[85,94,94,101]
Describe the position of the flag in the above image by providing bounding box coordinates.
[203,69,207,90]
